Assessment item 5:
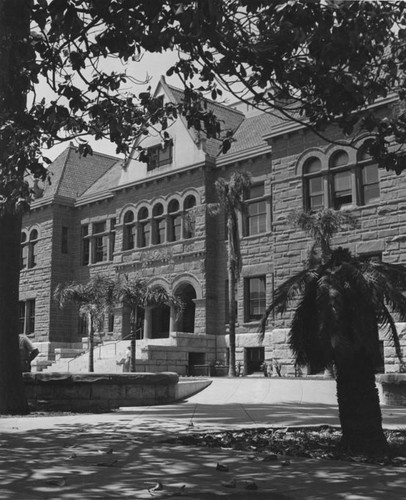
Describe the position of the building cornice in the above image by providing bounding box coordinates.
[263,94,399,142]
[215,144,272,167]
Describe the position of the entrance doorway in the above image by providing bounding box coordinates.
[188,352,208,376]
[246,347,264,374]
[175,283,196,333]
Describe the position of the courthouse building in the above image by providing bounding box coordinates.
[19,78,406,374]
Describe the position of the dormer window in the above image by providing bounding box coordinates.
[147,141,173,171]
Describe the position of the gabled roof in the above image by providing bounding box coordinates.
[223,112,283,156]
[79,158,124,200]
[39,144,118,201]
[160,78,246,158]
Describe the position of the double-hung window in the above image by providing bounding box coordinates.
[244,276,266,322]
[244,183,267,236]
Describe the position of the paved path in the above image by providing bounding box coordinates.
[0,378,406,499]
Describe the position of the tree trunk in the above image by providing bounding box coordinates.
[88,315,94,372]
[0,213,29,414]
[228,258,237,377]
[335,352,387,454]
[130,309,136,372]
[0,0,31,414]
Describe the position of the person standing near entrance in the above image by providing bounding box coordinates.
[19,334,39,372]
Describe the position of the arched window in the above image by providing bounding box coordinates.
[168,199,181,242]
[330,150,352,209]
[184,195,196,239]
[301,145,380,210]
[20,232,28,269]
[123,211,135,250]
[358,146,380,205]
[152,203,165,245]
[303,157,324,211]
[28,229,38,268]
[137,207,150,248]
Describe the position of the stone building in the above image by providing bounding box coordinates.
[20,78,406,374]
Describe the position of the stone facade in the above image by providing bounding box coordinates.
[19,78,406,375]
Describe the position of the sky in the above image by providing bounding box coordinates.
[38,50,183,161]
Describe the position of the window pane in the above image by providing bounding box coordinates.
[246,277,266,321]
[364,184,380,204]
[361,164,380,205]
[304,157,322,174]
[362,164,379,184]
[331,150,349,168]
[334,170,351,191]
[246,200,267,236]
[138,222,150,247]
[19,302,25,334]
[248,183,264,199]
[27,300,35,334]
[310,194,324,210]
[82,238,90,265]
[333,170,352,209]
[93,221,106,234]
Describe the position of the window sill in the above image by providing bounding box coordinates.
[241,231,272,241]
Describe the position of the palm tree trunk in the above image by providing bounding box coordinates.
[335,352,387,453]
[130,309,136,372]
[228,260,237,377]
[88,315,94,372]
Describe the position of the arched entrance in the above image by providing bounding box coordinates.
[150,304,170,338]
[176,283,196,333]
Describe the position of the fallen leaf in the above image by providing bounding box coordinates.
[221,479,236,488]
[46,478,66,487]
[148,482,163,492]
[244,480,258,490]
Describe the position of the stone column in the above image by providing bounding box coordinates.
[144,307,152,339]
[193,298,206,335]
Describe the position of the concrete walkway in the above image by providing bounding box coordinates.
[0,378,406,499]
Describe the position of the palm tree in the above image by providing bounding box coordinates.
[213,171,251,377]
[260,209,406,453]
[54,275,115,372]
[116,275,183,372]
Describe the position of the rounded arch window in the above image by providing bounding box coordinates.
[304,157,322,175]
[330,150,349,169]
[153,203,164,217]
[358,144,372,162]
[168,199,181,242]
[184,195,196,210]
[168,199,180,213]
[123,210,135,250]
[138,207,149,221]
[21,232,27,244]
[124,210,134,223]
[30,229,38,241]
[152,203,165,245]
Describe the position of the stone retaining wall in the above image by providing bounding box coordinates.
[23,372,180,412]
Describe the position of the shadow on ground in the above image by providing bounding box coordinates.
[0,403,405,499]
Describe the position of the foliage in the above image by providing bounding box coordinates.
[260,210,406,371]
[169,426,406,464]
[3,1,406,217]
[113,274,183,372]
[54,275,116,371]
[169,1,406,173]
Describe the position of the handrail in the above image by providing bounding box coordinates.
[67,330,142,372]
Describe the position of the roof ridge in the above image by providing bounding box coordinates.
[165,82,245,117]
[53,145,73,197]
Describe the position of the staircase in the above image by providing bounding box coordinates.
[38,331,216,375]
